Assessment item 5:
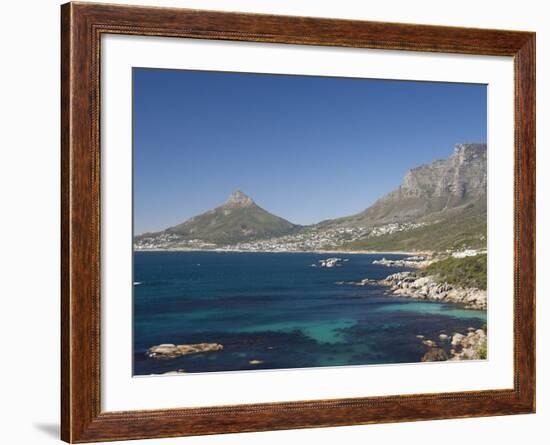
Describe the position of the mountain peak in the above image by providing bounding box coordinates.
[161,190,296,243]
[225,190,254,208]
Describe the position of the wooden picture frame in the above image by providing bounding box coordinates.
[61,2,535,442]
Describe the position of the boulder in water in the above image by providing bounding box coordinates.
[421,348,449,362]
[147,342,223,359]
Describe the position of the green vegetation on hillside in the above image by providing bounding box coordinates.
[421,254,487,290]
[166,202,298,244]
[341,207,486,253]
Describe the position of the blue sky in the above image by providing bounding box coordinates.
[133,68,486,234]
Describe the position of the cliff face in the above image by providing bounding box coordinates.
[400,144,486,200]
[334,144,487,226]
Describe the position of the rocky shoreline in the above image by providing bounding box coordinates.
[420,328,487,362]
[337,259,487,362]
[379,271,487,310]
[375,266,487,362]
[337,270,486,310]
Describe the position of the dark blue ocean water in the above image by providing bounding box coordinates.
[133,251,486,375]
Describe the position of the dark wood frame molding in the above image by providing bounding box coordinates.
[61,2,536,442]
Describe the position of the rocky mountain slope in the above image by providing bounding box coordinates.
[322,143,487,228]
[340,144,487,252]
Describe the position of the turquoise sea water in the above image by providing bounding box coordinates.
[133,251,486,375]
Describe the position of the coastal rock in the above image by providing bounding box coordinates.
[450,330,487,360]
[162,369,187,375]
[338,277,378,286]
[417,328,486,362]
[319,258,343,268]
[147,342,223,359]
[421,348,448,362]
[379,272,487,310]
[359,278,377,285]
[451,333,465,346]
[382,271,413,282]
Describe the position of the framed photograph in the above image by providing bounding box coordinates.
[61,2,535,442]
